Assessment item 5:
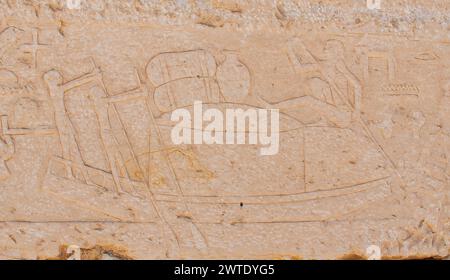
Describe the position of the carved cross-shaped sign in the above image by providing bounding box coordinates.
[20,28,48,69]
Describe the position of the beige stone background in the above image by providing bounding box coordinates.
[0,0,449,259]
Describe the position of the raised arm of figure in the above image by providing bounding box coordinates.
[61,67,102,92]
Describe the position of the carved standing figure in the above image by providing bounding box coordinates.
[273,38,393,191]
[43,69,99,184]
[0,116,14,180]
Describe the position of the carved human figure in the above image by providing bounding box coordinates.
[270,38,391,191]
[0,117,14,181]
[43,69,99,183]
[276,38,362,127]
[88,86,128,193]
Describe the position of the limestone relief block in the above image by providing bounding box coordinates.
[0,0,449,260]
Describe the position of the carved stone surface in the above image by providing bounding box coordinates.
[0,0,449,260]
